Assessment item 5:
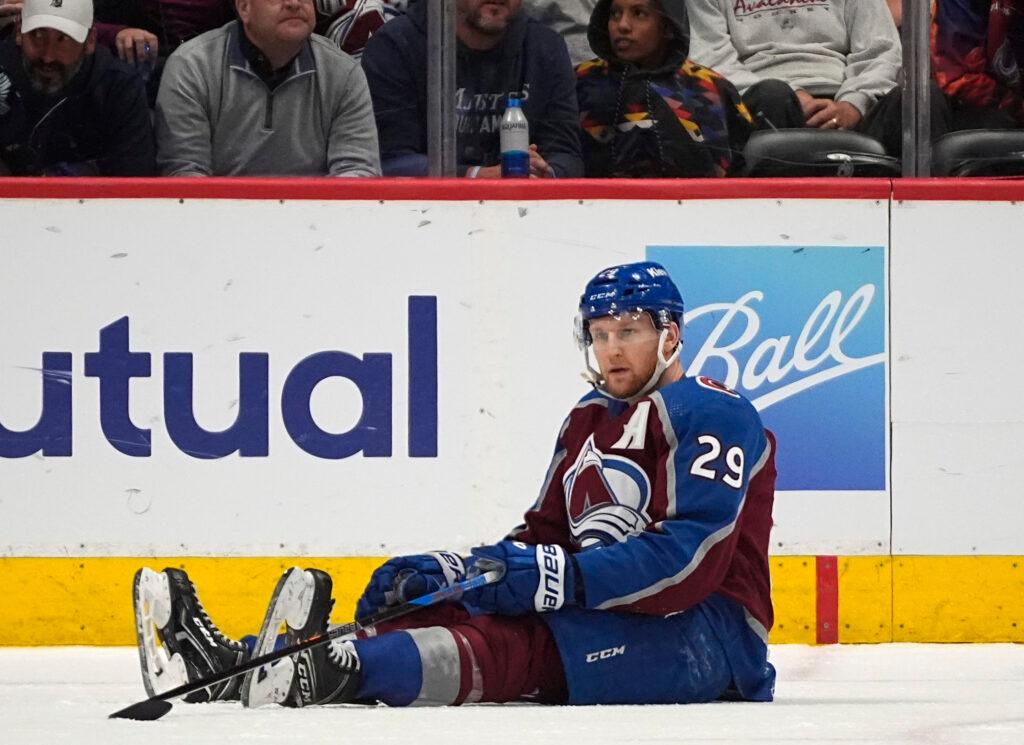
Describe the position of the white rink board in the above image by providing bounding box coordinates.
[890,200,1024,555]
[0,196,891,556]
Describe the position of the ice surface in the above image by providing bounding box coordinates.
[1,644,1022,745]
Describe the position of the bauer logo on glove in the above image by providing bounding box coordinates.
[462,541,576,616]
[536,544,567,611]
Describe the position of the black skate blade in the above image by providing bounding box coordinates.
[108,698,174,721]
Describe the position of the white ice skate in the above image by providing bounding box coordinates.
[132,566,248,703]
[133,567,189,697]
[240,567,336,708]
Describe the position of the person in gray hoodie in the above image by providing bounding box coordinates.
[686,0,945,156]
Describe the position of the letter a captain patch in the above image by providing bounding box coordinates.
[611,401,651,450]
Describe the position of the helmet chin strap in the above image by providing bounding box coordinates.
[582,328,681,402]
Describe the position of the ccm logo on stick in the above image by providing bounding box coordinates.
[0,297,438,460]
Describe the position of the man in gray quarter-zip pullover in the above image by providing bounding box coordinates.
[154,0,380,176]
[0,0,155,175]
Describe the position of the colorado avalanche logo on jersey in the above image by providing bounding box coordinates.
[563,434,652,548]
[696,375,740,398]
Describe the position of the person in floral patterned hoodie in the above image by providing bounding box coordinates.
[574,0,751,178]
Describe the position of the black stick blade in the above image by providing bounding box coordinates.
[109,698,174,721]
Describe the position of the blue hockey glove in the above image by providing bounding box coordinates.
[355,551,471,622]
[462,541,576,616]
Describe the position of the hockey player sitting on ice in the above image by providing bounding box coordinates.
[132,260,777,708]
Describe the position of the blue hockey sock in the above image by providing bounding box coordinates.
[351,632,424,707]
[240,633,287,655]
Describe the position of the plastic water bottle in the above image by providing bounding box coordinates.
[500,95,530,178]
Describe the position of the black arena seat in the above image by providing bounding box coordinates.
[931,129,1024,176]
[741,130,900,177]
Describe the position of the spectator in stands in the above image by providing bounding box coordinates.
[0,0,156,175]
[361,0,583,177]
[314,0,401,59]
[92,0,236,104]
[575,0,752,177]
[94,0,234,65]
[1,1,23,40]
[687,0,948,156]
[933,0,1024,130]
[154,0,381,176]
[525,0,595,65]
[93,0,398,106]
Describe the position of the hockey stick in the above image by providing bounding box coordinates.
[109,565,505,721]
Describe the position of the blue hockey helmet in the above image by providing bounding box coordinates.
[575,262,686,400]
[576,261,685,348]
